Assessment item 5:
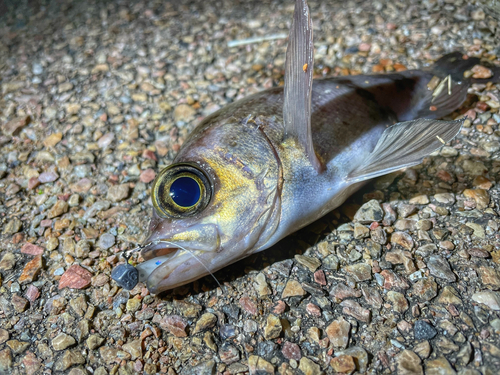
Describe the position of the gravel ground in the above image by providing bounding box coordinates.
[1,0,500,374]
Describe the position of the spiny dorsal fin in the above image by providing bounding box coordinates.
[283,0,322,172]
[347,118,463,182]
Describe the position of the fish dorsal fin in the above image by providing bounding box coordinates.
[347,119,463,182]
[283,0,322,172]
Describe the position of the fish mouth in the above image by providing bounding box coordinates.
[135,241,185,283]
[140,241,179,261]
[134,238,217,293]
[135,248,177,283]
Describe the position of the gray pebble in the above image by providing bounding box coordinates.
[427,255,456,282]
[414,320,437,340]
[354,199,384,224]
[98,233,115,250]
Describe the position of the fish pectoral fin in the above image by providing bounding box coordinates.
[283,0,322,172]
[347,118,463,183]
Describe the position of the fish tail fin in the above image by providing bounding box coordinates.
[432,51,500,84]
[410,52,499,119]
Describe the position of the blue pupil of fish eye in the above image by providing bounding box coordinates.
[169,177,201,208]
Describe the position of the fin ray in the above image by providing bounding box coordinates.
[283,0,322,171]
[347,119,463,182]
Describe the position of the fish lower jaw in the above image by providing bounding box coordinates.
[136,248,180,283]
[137,246,208,286]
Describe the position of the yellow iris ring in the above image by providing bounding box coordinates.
[152,163,212,218]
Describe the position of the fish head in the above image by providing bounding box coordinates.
[139,117,282,293]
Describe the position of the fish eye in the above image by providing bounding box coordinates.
[152,163,212,218]
[169,176,201,208]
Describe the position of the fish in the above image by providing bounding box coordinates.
[111,0,500,294]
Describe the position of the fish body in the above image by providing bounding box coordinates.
[111,0,499,294]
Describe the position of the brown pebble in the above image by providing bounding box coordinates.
[40,219,52,227]
[107,184,130,202]
[142,149,157,161]
[70,178,93,193]
[331,355,356,374]
[43,132,63,148]
[341,300,371,322]
[11,295,29,313]
[464,108,477,120]
[263,314,282,340]
[19,255,43,284]
[282,280,306,298]
[477,101,489,111]
[160,315,188,337]
[28,177,40,190]
[174,104,196,122]
[2,115,30,136]
[391,232,414,250]
[331,284,362,300]
[22,352,41,374]
[463,188,490,210]
[473,176,493,190]
[468,248,490,258]
[306,303,321,317]
[380,270,409,290]
[11,233,23,244]
[48,200,69,219]
[192,313,217,334]
[471,64,493,79]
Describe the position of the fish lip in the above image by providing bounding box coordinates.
[141,223,222,256]
[139,241,178,260]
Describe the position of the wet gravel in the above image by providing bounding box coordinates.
[0,0,500,374]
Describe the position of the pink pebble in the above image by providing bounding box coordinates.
[38,171,59,183]
[140,168,156,183]
[59,265,92,289]
[40,219,52,227]
[359,43,371,52]
[21,243,44,255]
[239,295,258,315]
[25,285,40,302]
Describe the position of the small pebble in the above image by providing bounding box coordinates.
[414,320,437,340]
[97,233,115,249]
[58,265,92,289]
